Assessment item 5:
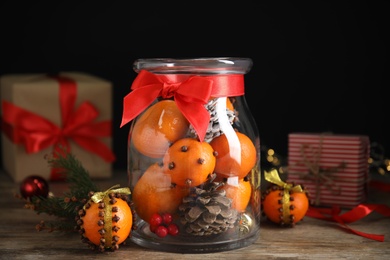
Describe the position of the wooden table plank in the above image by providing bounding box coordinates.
[1,171,390,260]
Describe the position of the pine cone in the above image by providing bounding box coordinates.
[188,98,237,142]
[178,173,238,236]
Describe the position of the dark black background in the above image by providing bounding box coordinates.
[1,1,389,171]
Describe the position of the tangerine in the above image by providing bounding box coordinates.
[226,97,234,111]
[209,131,257,179]
[218,177,252,212]
[132,163,189,223]
[79,194,132,251]
[162,137,216,187]
[131,100,189,158]
[261,185,309,226]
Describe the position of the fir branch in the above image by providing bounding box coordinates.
[36,219,76,233]
[48,152,99,195]
[31,196,70,217]
[26,151,101,232]
[30,196,83,219]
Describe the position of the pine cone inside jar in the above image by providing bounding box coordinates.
[178,173,238,236]
[188,98,237,142]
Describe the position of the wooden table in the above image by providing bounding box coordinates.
[1,170,390,260]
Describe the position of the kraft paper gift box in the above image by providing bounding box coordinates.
[286,132,370,208]
[0,72,116,182]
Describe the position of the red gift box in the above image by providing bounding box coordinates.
[1,72,116,182]
[286,132,370,208]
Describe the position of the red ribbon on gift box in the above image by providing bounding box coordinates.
[306,203,390,242]
[120,70,245,142]
[1,75,116,180]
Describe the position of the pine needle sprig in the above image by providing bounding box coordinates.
[30,196,71,217]
[35,219,77,233]
[26,151,101,232]
[47,152,99,198]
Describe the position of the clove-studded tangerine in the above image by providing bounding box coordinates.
[162,137,217,187]
[261,184,309,227]
[76,186,133,252]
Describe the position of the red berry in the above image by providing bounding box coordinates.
[155,225,168,238]
[150,213,162,227]
[167,223,179,236]
[150,223,159,233]
[161,212,173,225]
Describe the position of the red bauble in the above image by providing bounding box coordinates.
[20,175,49,199]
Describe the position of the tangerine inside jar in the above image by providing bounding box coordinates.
[121,57,261,253]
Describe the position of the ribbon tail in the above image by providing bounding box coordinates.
[72,137,116,162]
[176,99,209,142]
[264,169,285,187]
[120,86,161,127]
[307,205,388,242]
[70,121,112,137]
[332,215,385,242]
[372,204,390,217]
[339,203,390,223]
[91,121,112,137]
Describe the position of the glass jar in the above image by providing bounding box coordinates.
[121,57,261,253]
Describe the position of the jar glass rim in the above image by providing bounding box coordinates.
[133,57,253,75]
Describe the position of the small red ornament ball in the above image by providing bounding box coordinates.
[20,175,49,199]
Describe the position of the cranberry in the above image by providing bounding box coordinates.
[167,223,179,236]
[150,213,163,227]
[150,223,159,233]
[161,212,173,225]
[155,225,168,238]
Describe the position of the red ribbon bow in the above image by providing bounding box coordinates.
[306,203,390,242]
[1,75,115,180]
[120,70,245,142]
